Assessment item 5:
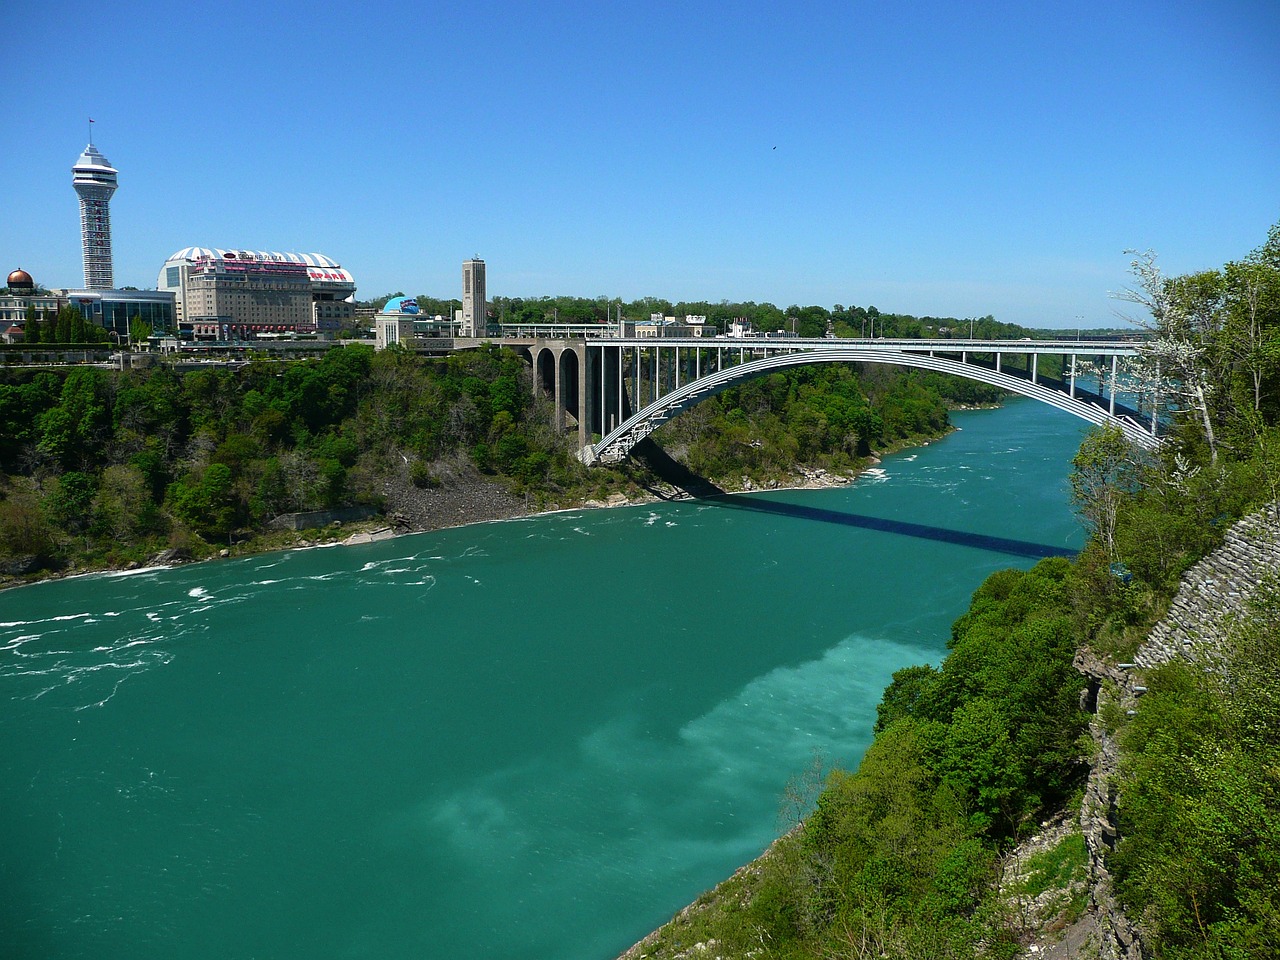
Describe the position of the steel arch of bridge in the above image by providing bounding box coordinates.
[582,347,1161,465]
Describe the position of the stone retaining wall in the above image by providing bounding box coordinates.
[1138,503,1280,668]
[269,506,378,531]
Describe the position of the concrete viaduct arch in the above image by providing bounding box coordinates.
[530,341,589,442]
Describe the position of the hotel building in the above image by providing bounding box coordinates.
[158,248,357,339]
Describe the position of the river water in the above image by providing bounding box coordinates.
[1,399,1087,960]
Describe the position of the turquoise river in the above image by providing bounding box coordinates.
[2,399,1088,959]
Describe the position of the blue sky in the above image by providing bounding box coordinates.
[2,0,1277,327]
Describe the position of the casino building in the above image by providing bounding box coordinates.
[158,248,357,339]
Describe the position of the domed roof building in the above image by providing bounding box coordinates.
[1,269,60,332]
[7,268,35,292]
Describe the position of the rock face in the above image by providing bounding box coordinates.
[1074,649,1147,960]
[1076,503,1279,959]
[379,457,527,534]
[1138,504,1280,668]
[0,554,47,577]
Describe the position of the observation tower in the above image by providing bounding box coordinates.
[72,141,119,289]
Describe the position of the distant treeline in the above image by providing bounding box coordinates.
[16,304,113,346]
[362,292,1096,341]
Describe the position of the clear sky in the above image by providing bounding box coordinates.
[2,0,1277,327]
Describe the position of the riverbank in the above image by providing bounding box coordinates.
[0,447,896,593]
[1,402,968,593]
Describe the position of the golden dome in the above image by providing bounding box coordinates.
[6,268,34,290]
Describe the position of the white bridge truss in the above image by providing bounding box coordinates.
[577,338,1159,465]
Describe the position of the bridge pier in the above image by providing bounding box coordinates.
[530,340,590,443]
[528,340,634,449]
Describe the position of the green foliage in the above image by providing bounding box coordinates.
[0,341,611,569]
[1070,425,1136,558]
[36,369,111,468]
[875,663,939,733]
[45,471,97,533]
[658,364,959,483]
[129,317,153,344]
[1015,830,1087,903]
[0,373,58,462]
[1111,589,1280,956]
[928,559,1088,833]
[168,463,237,541]
[0,478,56,560]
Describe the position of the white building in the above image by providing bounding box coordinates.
[374,297,459,349]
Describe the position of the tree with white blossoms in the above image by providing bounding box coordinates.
[1111,250,1225,465]
[1108,226,1280,468]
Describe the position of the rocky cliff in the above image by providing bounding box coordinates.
[1075,503,1280,959]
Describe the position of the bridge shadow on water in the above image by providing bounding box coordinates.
[626,436,1073,559]
[702,494,1076,560]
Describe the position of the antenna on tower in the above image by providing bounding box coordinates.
[88,117,95,144]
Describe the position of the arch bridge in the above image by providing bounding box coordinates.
[510,336,1160,465]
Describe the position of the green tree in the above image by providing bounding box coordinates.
[23,304,40,345]
[936,698,1021,833]
[52,304,79,344]
[92,463,162,544]
[36,369,112,468]
[69,307,88,344]
[45,471,97,534]
[129,316,153,345]
[0,479,56,560]
[1070,425,1136,559]
[168,464,237,541]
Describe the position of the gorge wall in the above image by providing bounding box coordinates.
[1077,503,1280,959]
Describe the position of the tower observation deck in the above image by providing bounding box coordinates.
[72,143,118,289]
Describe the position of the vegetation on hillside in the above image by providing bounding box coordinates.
[1110,583,1280,957]
[657,365,999,482]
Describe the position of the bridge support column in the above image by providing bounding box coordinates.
[1109,355,1118,416]
[543,340,581,440]
[578,343,593,449]
[553,353,564,432]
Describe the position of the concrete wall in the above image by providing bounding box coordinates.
[269,506,378,532]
